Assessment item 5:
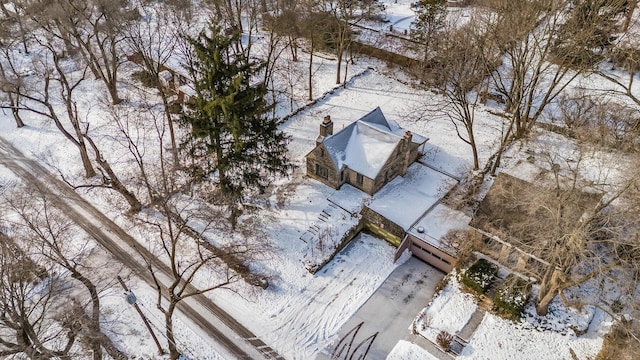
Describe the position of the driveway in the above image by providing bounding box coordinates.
[318,255,445,359]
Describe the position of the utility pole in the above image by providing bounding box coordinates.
[117,275,165,355]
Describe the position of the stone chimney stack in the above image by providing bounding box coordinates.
[401,131,413,176]
[320,115,334,137]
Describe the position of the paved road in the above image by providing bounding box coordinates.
[318,256,445,359]
[0,137,282,360]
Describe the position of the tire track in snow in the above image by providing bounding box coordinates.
[265,235,397,359]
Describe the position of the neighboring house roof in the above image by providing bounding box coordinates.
[322,107,428,179]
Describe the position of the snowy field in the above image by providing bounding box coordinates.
[410,273,609,360]
[0,62,505,359]
[387,340,441,360]
[1,0,636,358]
[414,273,477,343]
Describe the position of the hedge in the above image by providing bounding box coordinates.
[461,258,498,294]
[493,274,531,321]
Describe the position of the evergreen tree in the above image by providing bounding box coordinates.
[182,22,292,219]
[411,0,447,61]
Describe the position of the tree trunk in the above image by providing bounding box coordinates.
[159,89,179,167]
[469,131,479,170]
[70,271,103,360]
[8,94,24,128]
[536,289,556,316]
[535,267,561,316]
[84,135,142,213]
[336,44,343,85]
[12,109,24,128]
[165,303,180,360]
[45,104,97,178]
[107,81,121,105]
[289,36,298,62]
[78,141,97,178]
[308,38,314,101]
[622,1,637,32]
[342,45,351,89]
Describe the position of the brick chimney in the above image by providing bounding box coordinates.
[320,115,334,137]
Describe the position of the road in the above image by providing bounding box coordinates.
[0,136,283,360]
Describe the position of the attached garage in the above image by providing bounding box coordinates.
[407,234,456,273]
[395,204,471,273]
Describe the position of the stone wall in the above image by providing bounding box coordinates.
[306,144,339,189]
[361,206,406,245]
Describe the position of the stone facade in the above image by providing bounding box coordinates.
[306,143,341,189]
[361,206,406,246]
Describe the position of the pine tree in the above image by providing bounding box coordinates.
[181,22,292,219]
[411,0,447,61]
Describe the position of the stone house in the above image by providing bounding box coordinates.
[305,107,428,195]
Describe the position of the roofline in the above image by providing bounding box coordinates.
[357,119,403,139]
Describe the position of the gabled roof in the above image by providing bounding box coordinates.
[321,107,428,179]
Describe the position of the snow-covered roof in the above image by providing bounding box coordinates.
[178,83,196,96]
[322,107,427,179]
[368,163,458,230]
[408,204,471,256]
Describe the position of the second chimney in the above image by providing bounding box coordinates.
[320,115,334,137]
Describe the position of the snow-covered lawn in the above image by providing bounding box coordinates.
[1,0,630,357]
[408,272,610,360]
[387,340,441,360]
[414,273,477,343]
[459,309,609,360]
[0,62,507,359]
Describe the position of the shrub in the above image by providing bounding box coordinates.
[436,331,453,351]
[412,312,430,334]
[493,274,531,321]
[461,258,498,294]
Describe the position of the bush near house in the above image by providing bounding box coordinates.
[493,274,531,321]
[461,258,498,294]
[436,330,453,351]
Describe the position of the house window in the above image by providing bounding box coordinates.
[315,164,328,179]
[341,170,345,182]
[356,173,364,185]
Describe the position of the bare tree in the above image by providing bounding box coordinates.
[426,23,490,170]
[593,4,640,111]
[476,149,640,315]
[0,34,143,212]
[482,0,601,174]
[111,94,260,359]
[0,1,32,54]
[0,45,97,178]
[140,197,242,360]
[0,238,83,358]
[553,92,640,150]
[26,0,137,105]
[124,2,190,166]
[4,188,127,360]
[0,39,26,128]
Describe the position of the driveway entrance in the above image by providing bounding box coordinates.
[319,256,445,359]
